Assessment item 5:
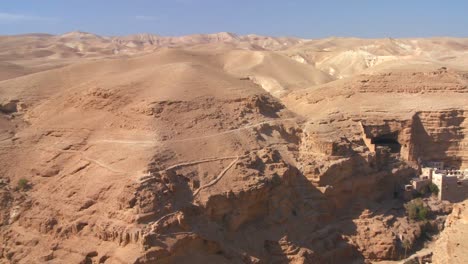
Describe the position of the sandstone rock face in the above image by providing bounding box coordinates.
[413,110,468,168]
[0,35,467,263]
[432,201,468,264]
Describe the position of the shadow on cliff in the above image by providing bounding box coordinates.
[308,151,418,261]
[412,112,465,168]
[280,167,367,264]
[140,135,421,263]
[194,164,367,264]
[189,146,426,263]
[144,153,422,263]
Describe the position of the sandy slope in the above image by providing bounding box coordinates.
[1,32,467,83]
[0,32,467,263]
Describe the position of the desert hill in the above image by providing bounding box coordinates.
[1,32,467,81]
[0,32,467,263]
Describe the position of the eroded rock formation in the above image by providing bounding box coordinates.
[0,35,467,263]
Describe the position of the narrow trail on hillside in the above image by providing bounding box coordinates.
[36,118,297,180]
[193,156,241,197]
[149,211,181,233]
[164,156,240,171]
[164,118,296,143]
[38,147,126,174]
[147,157,241,235]
[80,156,124,174]
[89,139,159,145]
[141,142,290,181]
[89,118,296,147]
[137,155,241,183]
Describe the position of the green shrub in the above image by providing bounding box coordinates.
[405,198,429,221]
[417,183,439,197]
[428,183,439,196]
[17,178,29,191]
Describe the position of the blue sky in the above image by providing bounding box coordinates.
[0,0,467,38]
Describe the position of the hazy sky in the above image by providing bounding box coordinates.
[1,0,467,38]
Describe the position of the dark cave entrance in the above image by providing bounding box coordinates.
[372,132,401,153]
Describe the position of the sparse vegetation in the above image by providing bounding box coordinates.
[416,183,439,197]
[402,239,411,259]
[17,178,30,191]
[428,183,439,196]
[404,198,430,221]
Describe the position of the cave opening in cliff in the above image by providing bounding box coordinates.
[371,132,401,153]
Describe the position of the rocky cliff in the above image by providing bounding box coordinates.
[0,37,467,263]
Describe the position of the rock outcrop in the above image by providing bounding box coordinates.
[0,35,467,263]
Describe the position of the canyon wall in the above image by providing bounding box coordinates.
[413,110,468,169]
[355,109,468,170]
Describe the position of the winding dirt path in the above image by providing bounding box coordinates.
[38,147,125,174]
[89,118,296,147]
[164,118,296,143]
[148,157,241,234]
[35,118,296,179]
[164,156,239,171]
[138,155,241,183]
[193,156,241,197]
[89,139,158,146]
[149,211,180,233]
